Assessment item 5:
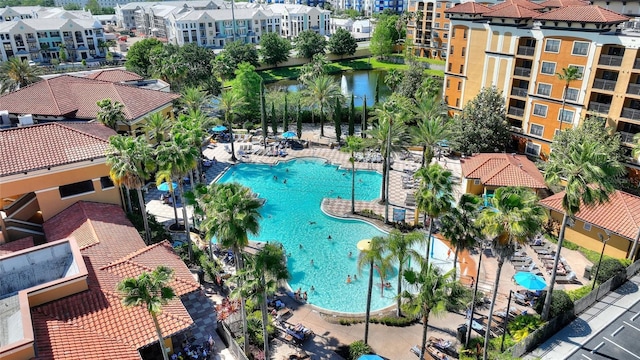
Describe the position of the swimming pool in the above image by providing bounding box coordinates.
[216,158,452,313]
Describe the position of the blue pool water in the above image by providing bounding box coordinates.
[216,158,452,313]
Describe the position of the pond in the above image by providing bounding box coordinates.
[267,69,392,107]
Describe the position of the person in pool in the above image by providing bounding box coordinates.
[346,275,352,284]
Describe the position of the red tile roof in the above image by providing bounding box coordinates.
[85,69,144,83]
[485,4,541,19]
[62,122,118,140]
[461,153,547,189]
[490,0,544,11]
[0,123,110,177]
[0,236,34,255]
[539,190,640,240]
[445,1,491,14]
[0,75,178,120]
[535,5,629,23]
[37,201,200,359]
[538,0,590,8]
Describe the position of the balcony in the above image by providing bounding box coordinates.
[26,37,37,43]
[635,58,640,70]
[588,102,611,114]
[517,46,535,56]
[622,107,640,120]
[508,106,525,117]
[514,67,531,77]
[598,54,623,67]
[619,131,636,144]
[592,78,617,91]
[511,87,528,97]
[510,125,523,134]
[628,83,640,96]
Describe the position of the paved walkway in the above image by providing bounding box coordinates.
[525,274,640,359]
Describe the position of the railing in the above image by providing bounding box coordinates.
[628,83,640,96]
[592,78,617,91]
[511,87,528,97]
[517,46,535,56]
[635,58,640,70]
[622,107,640,120]
[508,106,525,117]
[588,101,611,114]
[619,131,636,143]
[217,321,249,360]
[598,54,623,67]
[514,67,531,77]
[509,125,523,133]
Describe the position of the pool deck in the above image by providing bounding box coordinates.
[143,126,594,360]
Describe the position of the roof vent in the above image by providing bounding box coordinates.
[18,114,33,127]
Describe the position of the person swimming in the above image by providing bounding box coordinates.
[348,251,352,258]
[327,235,332,240]
[308,221,316,225]
[346,275,352,284]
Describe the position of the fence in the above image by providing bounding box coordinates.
[217,321,250,360]
[508,258,640,357]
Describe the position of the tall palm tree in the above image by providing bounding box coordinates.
[414,163,454,267]
[412,95,449,167]
[340,136,366,214]
[232,243,289,359]
[384,230,423,317]
[302,74,341,137]
[356,236,389,345]
[0,58,41,93]
[172,111,214,185]
[401,262,463,360]
[96,98,126,131]
[541,140,624,320]
[180,86,212,114]
[144,112,171,144]
[556,66,582,131]
[440,194,482,280]
[200,182,263,353]
[216,90,246,162]
[106,135,155,244]
[475,187,547,360]
[117,266,176,360]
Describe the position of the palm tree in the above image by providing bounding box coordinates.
[172,111,214,185]
[180,86,212,114]
[106,135,155,244]
[475,187,547,360]
[400,262,462,360]
[144,112,171,144]
[440,194,482,280]
[117,266,176,360]
[0,58,41,93]
[412,95,449,167]
[302,74,341,137]
[96,98,126,131]
[384,230,423,317]
[541,140,624,320]
[216,90,246,162]
[556,66,582,131]
[340,136,366,214]
[200,182,263,353]
[232,243,289,359]
[414,163,454,267]
[356,236,389,344]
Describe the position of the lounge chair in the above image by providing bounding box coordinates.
[556,271,578,284]
[514,262,538,273]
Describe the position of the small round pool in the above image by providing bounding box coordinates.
[216,158,452,313]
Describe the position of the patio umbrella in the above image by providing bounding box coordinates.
[513,272,547,291]
[282,131,296,139]
[357,355,384,360]
[157,182,178,192]
[211,125,227,132]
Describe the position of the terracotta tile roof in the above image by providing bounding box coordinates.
[85,69,144,83]
[534,5,630,23]
[445,1,491,14]
[0,123,110,177]
[0,236,34,255]
[539,190,640,240]
[0,75,179,120]
[62,122,117,140]
[490,0,544,11]
[538,0,590,8]
[485,4,541,19]
[37,201,199,359]
[461,153,547,189]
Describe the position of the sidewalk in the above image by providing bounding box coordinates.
[525,273,640,359]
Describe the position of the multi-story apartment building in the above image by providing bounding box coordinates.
[55,0,139,9]
[442,0,640,169]
[407,0,457,59]
[270,4,330,38]
[115,1,221,30]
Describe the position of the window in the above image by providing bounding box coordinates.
[436,13,441,18]
[452,28,456,38]
[59,180,95,198]
[474,179,481,185]
[530,123,544,137]
[461,47,466,56]
[564,88,579,101]
[525,142,541,156]
[533,104,548,117]
[572,41,589,56]
[559,109,574,123]
[583,222,592,231]
[446,79,450,88]
[541,61,556,75]
[463,29,467,38]
[448,63,452,71]
[460,64,464,73]
[537,83,552,96]
[456,98,460,107]
[569,65,584,79]
[100,176,114,189]
[545,39,560,53]
[443,33,448,39]
[457,82,461,90]
[450,45,454,55]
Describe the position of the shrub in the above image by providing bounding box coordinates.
[567,285,593,301]
[348,340,372,360]
[126,211,170,244]
[593,258,626,284]
[534,290,573,319]
[508,315,542,342]
[244,121,255,131]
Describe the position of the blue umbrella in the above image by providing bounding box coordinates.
[282,131,296,139]
[211,125,227,132]
[157,182,178,192]
[513,272,547,291]
[358,355,384,360]
[437,139,450,148]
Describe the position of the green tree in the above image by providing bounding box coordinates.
[449,86,510,155]
[475,187,548,360]
[348,93,355,136]
[217,90,247,162]
[0,58,41,93]
[260,80,268,145]
[341,136,365,214]
[295,30,327,59]
[172,111,213,185]
[200,182,264,353]
[302,74,341,137]
[85,0,100,14]
[215,41,259,79]
[397,65,425,100]
[180,86,212,114]
[334,97,342,142]
[230,62,261,121]
[96,98,125,131]
[58,43,68,63]
[440,194,482,280]
[412,95,449,167]
[296,100,302,139]
[298,53,329,83]
[540,140,625,320]
[356,236,390,344]
[144,112,171,144]
[149,45,188,87]
[125,38,163,77]
[259,32,292,66]
[361,95,367,137]
[63,3,81,10]
[283,94,289,131]
[328,28,358,57]
[271,102,277,135]
[551,116,622,162]
[556,66,582,131]
[384,69,403,92]
[117,266,176,360]
[370,15,400,59]
[177,43,219,94]
[384,230,423,317]
[106,135,155,244]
